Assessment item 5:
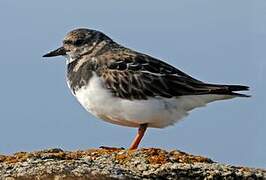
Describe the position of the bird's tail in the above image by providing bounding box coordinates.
[204,84,250,97]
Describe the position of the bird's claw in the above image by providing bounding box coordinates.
[99,146,125,150]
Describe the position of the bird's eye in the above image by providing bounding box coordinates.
[74,39,84,46]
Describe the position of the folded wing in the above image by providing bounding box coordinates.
[97,53,249,100]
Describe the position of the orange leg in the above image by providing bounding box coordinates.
[129,123,148,150]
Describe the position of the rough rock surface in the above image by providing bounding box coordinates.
[0,148,265,180]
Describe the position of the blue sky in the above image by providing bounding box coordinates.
[0,0,265,168]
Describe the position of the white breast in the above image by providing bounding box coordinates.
[73,73,233,128]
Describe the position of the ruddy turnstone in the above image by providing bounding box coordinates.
[43,28,249,150]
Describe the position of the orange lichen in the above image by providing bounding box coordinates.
[141,148,169,164]
[148,153,168,164]
[114,150,136,164]
[0,155,7,163]
[2,152,30,164]
[115,153,128,161]
[0,148,213,165]
[169,150,213,163]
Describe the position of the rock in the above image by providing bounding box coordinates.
[0,148,265,180]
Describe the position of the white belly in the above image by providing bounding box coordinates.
[73,73,233,128]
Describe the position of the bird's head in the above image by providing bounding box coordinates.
[43,28,111,62]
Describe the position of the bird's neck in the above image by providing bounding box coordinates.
[66,57,98,94]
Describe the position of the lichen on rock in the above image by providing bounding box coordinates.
[0,148,265,180]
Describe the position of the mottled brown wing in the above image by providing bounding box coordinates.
[98,54,249,100]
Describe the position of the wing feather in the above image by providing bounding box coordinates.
[96,53,249,100]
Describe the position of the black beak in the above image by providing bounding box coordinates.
[43,47,66,57]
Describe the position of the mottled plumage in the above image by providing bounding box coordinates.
[43,28,249,149]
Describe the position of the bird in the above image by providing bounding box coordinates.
[43,28,249,150]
